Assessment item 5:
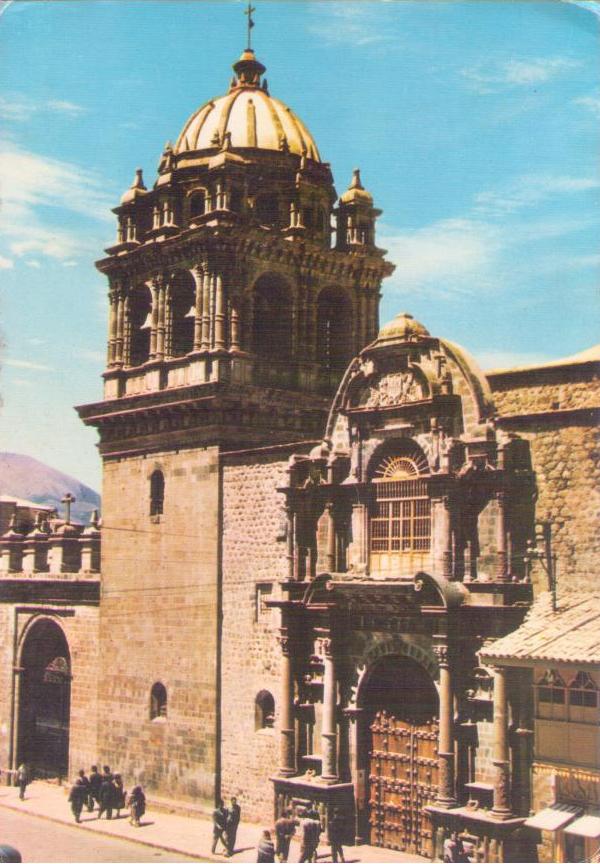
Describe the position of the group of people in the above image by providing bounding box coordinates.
[211,797,242,857]
[67,765,146,827]
[256,805,345,864]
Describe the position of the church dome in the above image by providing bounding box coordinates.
[374,312,430,345]
[174,49,321,162]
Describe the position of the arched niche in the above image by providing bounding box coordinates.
[18,618,71,779]
[317,287,353,366]
[169,270,196,357]
[251,273,292,360]
[129,283,152,367]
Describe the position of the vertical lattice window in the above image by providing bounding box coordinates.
[536,670,565,705]
[150,682,167,720]
[370,454,431,554]
[568,671,598,708]
[150,470,165,517]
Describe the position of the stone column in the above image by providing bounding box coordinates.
[279,628,296,777]
[435,642,456,807]
[492,665,512,819]
[349,502,368,574]
[435,496,453,581]
[148,280,159,359]
[326,503,337,573]
[107,291,118,365]
[156,278,166,360]
[113,294,126,366]
[192,267,204,351]
[495,492,509,582]
[214,272,226,350]
[201,268,210,351]
[321,637,338,782]
[286,505,295,582]
[359,293,367,349]
[230,299,240,352]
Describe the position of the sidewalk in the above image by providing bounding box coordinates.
[0,781,427,864]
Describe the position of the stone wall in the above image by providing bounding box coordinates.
[220,445,310,823]
[488,362,599,594]
[97,446,220,804]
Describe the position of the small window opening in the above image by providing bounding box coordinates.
[189,191,206,219]
[150,682,167,720]
[255,690,275,730]
[150,470,165,517]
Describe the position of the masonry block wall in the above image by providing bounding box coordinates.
[221,445,311,823]
[489,361,599,593]
[98,447,220,804]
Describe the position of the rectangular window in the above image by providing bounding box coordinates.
[370,479,431,554]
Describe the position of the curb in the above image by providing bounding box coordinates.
[0,798,220,862]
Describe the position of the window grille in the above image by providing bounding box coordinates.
[568,671,598,708]
[536,670,566,705]
[370,454,431,554]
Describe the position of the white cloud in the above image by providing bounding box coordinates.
[574,93,600,117]
[381,218,500,296]
[25,260,41,269]
[62,260,78,268]
[75,349,105,364]
[473,174,600,217]
[461,56,580,94]
[308,3,392,47]
[0,94,86,122]
[0,254,14,269]
[4,358,53,371]
[0,140,114,262]
[478,350,554,371]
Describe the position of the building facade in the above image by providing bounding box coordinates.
[0,30,598,864]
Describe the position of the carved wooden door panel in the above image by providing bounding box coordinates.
[369,710,438,857]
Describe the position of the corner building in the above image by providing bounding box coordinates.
[77,45,392,805]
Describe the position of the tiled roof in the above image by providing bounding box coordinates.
[480,591,600,666]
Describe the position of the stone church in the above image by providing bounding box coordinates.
[1,30,599,864]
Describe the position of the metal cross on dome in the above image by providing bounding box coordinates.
[245,2,256,50]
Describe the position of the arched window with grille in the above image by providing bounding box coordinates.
[150,470,165,517]
[370,446,431,575]
[255,690,275,731]
[150,682,167,720]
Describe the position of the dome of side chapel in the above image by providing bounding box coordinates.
[174,49,321,162]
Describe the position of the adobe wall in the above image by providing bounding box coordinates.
[220,444,312,823]
[0,600,99,780]
[489,363,599,594]
[97,446,220,804]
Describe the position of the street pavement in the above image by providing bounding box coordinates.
[0,781,428,863]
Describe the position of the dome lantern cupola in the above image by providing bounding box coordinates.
[337,168,380,251]
[231,48,267,90]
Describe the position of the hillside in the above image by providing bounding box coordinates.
[0,452,101,524]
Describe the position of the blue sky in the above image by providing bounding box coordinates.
[0,0,599,491]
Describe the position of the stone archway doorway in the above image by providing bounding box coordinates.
[360,654,439,858]
[17,619,71,779]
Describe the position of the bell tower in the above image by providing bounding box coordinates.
[77,27,393,805]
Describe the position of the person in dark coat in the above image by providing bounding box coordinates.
[256,830,275,863]
[274,809,296,863]
[327,809,346,863]
[226,796,241,856]
[98,773,114,819]
[211,799,229,855]
[113,774,126,818]
[128,785,146,827]
[68,773,88,823]
[16,764,29,801]
[88,765,101,811]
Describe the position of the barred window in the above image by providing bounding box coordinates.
[537,670,565,705]
[370,454,431,554]
[568,671,598,708]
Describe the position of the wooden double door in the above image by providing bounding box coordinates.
[369,710,438,857]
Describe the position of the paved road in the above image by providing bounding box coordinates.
[0,807,201,863]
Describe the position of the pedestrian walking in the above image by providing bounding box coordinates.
[299,808,321,863]
[88,765,101,811]
[98,772,114,819]
[327,808,346,863]
[16,764,29,801]
[274,809,296,863]
[113,773,126,818]
[68,773,88,823]
[256,829,275,863]
[226,796,241,856]
[128,785,146,827]
[211,798,229,855]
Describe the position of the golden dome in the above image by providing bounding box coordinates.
[375,312,430,345]
[174,50,321,162]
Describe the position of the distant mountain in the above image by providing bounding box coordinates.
[0,452,101,524]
